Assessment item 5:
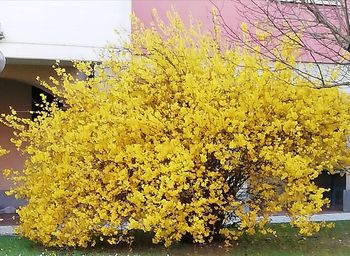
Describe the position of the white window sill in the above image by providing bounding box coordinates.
[279,0,337,5]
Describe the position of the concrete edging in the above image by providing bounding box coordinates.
[0,226,16,235]
[269,212,350,223]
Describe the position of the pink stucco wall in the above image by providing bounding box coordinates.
[0,78,31,190]
[133,0,242,33]
[132,0,345,64]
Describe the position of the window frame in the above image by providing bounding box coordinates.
[279,0,337,5]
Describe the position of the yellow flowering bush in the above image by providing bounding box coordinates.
[2,12,350,247]
[0,147,8,156]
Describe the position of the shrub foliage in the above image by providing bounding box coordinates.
[2,13,350,247]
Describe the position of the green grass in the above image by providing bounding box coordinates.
[1,221,350,255]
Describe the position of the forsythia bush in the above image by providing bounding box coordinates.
[2,12,350,247]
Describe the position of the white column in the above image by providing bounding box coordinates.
[346,173,350,190]
[343,172,350,211]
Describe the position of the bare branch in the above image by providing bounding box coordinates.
[212,0,350,87]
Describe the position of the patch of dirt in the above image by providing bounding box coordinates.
[0,213,19,226]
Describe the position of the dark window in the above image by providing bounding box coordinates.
[31,86,60,121]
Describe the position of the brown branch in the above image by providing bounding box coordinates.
[211,0,350,88]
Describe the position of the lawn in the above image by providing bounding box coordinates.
[1,221,350,256]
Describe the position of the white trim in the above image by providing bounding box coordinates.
[279,0,337,5]
[0,0,132,61]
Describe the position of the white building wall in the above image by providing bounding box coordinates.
[0,0,131,61]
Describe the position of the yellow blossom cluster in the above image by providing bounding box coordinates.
[0,147,8,156]
[2,12,350,247]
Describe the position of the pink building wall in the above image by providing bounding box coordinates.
[132,0,345,64]
[133,0,242,34]
[0,79,31,190]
